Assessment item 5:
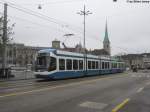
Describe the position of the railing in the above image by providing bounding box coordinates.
[0,66,35,81]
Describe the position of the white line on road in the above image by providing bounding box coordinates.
[137,87,144,93]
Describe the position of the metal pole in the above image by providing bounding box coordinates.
[77,5,92,75]
[2,3,8,77]
[83,5,86,72]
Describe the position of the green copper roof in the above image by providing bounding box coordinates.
[103,21,110,43]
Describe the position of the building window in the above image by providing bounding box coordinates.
[112,63,115,68]
[79,60,83,70]
[73,60,78,70]
[66,59,72,70]
[59,59,65,70]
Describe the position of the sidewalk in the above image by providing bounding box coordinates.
[0,70,35,82]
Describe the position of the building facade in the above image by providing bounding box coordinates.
[119,53,150,69]
[52,39,61,49]
[0,43,50,67]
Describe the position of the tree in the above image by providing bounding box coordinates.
[0,16,15,45]
[0,16,15,62]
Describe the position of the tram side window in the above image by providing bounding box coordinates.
[66,59,72,70]
[99,61,101,69]
[114,63,116,68]
[122,63,124,68]
[79,60,83,70]
[120,63,122,68]
[59,59,65,70]
[37,56,46,66]
[73,60,78,70]
[115,63,117,68]
[48,57,56,71]
[102,62,105,69]
[88,61,91,69]
[108,62,110,69]
[121,63,124,69]
[120,63,121,68]
[96,61,98,69]
[104,62,107,69]
[92,61,95,69]
[111,63,114,68]
[113,63,115,68]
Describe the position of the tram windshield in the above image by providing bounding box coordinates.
[35,53,49,71]
[35,52,56,72]
[37,56,47,66]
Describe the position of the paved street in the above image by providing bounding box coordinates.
[0,71,150,112]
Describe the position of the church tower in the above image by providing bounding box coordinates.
[103,21,111,55]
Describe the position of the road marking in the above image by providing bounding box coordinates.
[112,98,130,112]
[0,73,128,98]
[137,87,144,93]
[79,101,108,110]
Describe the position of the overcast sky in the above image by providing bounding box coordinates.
[0,0,150,55]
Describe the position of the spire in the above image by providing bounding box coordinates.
[103,20,110,43]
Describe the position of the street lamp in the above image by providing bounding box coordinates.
[63,33,74,37]
[77,5,92,74]
[63,33,74,42]
[62,33,74,48]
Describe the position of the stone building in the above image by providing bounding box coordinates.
[0,43,50,67]
[141,53,150,69]
[52,39,61,49]
[118,53,150,69]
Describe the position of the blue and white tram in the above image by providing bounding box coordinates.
[34,49,125,79]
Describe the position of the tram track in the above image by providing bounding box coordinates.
[0,73,128,96]
[0,73,127,89]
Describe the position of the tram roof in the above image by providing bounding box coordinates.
[38,48,56,53]
[38,48,112,60]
